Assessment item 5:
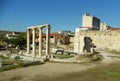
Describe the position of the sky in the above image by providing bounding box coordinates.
[0,0,120,32]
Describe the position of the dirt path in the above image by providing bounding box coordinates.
[0,62,97,81]
[0,51,120,81]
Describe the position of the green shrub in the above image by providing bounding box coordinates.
[54,54,74,59]
[1,60,14,65]
[0,55,9,59]
[21,61,43,67]
[91,54,103,61]
[0,60,43,71]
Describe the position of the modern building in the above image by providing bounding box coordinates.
[82,13,100,30]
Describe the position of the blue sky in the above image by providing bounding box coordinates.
[0,0,120,32]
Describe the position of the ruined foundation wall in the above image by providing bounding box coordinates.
[74,30,120,53]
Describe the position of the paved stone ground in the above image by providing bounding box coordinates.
[0,50,120,81]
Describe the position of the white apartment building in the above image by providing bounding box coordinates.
[82,13,100,30]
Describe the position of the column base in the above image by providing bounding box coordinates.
[42,55,50,61]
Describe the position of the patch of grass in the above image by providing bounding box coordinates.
[0,54,43,71]
[103,63,120,79]
[107,50,120,55]
[20,61,44,67]
[0,60,43,71]
[54,54,74,59]
[108,56,120,58]
[66,62,120,81]
[0,55,9,59]
[1,60,14,65]
[0,54,44,71]
[0,60,21,71]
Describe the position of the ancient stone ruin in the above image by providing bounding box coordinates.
[26,24,51,59]
[74,30,120,53]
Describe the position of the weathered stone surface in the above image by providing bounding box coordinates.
[74,30,120,53]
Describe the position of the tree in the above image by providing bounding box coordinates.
[15,32,27,46]
[1,37,10,44]
[1,32,27,47]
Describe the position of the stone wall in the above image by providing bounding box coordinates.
[74,30,120,53]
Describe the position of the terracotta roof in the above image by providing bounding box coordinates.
[42,33,56,38]
[109,28,120,31]
[36,33,56,38]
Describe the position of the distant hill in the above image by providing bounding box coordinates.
[0,30,23,38]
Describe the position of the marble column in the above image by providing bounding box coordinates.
[27,29,30,54]
[32,28,36,57]
[46,25,50,56]
[39,27,42,58]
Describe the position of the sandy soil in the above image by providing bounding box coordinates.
[0,51,120,81]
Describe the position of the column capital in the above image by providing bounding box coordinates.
[27,28,31,31]
[27,29,30,32]
[39,27,43,29]
[32,27,36,30]
[46,26,50,29]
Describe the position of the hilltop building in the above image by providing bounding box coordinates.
[82,13,100,30]
[76,13,101,33]
[5,32,20,39]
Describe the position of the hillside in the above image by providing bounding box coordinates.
[0,30,23,38]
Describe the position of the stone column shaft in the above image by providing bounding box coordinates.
[46,25,50,56]
[27,29,30,54]
[32,28,36,57]
[39,28,42,58]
